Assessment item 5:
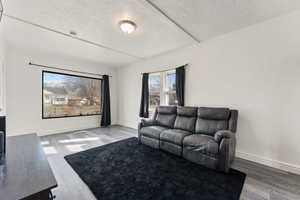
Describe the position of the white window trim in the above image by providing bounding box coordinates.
[148,72,162,114]
[162,70,175,106]
[149,69,176,114]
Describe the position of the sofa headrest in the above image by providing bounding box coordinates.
[198,107,230,120]
[157,106,177,114]
[177,106,197,117]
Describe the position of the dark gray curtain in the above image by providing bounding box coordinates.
[139,73,149,118]
[101,75,111,127]
[176,66,185,106]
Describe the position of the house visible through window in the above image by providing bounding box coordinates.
[43,71,102,119]
[165,71,177,106]
[149,73,161,113]
[149,70,177,115]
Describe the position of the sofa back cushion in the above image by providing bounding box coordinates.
[195,107,230,136]
[155,106,177,128]
[174,107,197,132]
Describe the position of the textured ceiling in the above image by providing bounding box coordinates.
[1,16,138,67]
[1,0,194,67]
[1,0,300,67]
[151,0,300,41]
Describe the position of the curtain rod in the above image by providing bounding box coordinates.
[29,62,112,77]
[140,64,188,75]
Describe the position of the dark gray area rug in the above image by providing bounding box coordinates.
[65,137,246,200]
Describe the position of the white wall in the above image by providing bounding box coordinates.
[5,45,118,136]
[117,11,300,174]
[0,56,5,116]
[0,26,6,116]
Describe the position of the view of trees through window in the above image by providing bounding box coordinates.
[149,70,177,114]
[149,73,161,113]
[165,72,177,105]
[43,71,101,118]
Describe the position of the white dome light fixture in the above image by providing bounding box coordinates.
[119,20,137,34]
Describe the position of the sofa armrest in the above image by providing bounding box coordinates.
[214,130,235,143]
[215,130,236,172]
[138,119,156,144]
[140,119,156,128]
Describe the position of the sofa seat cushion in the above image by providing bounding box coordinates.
[140,126,168,139]
[183,134,219,156]
[160,129,192,145]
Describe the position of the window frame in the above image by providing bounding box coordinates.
[163,70,176,106]
[148,72,162,115]
[148,70,177,115]
[42,70,102,119]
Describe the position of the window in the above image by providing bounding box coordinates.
[165,71,177,106]
[149,70,177,114]
[149,73,161,113]
[42,71,102,119]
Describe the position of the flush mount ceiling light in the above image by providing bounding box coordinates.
[119,20,137,34]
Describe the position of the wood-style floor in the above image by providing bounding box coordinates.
[40,125,300,200]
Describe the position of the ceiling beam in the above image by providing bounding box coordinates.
[0,0,3,22]
[2,13,143,60]
[144,0,201,43]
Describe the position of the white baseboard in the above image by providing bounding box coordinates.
[38,124,121,136]
[236,151,300,175]
[8,125,101,137]
[39,126,101,136]
[117,121,136,129]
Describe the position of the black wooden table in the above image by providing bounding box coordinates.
[0,134,57,200]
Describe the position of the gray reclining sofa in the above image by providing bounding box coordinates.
[138,106,238,172]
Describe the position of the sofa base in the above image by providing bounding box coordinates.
[141,136,159,149]
[183,147,218,170]
[160,141,182,156]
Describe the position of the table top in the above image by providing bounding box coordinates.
[0,134,57,200]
